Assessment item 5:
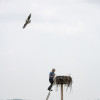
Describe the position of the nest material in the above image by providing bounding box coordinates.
[55,76,72,87]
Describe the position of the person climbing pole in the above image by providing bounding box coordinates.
[48,68,56,91]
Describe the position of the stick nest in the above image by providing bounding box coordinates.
[55,76,72,87]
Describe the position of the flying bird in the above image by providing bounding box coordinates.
[23,13,31,29]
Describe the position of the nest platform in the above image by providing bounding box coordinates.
[55,76,72,87]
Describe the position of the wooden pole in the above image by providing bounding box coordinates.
[61,84,63,100]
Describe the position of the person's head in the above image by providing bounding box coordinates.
[52,68,55,73]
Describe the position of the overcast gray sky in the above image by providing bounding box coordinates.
[0,0,100,100]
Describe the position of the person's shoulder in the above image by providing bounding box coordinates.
[49,72,53,75]
[49,72,52,74]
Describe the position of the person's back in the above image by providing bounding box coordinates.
[49,71,55,79]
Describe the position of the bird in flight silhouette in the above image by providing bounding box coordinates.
[23,13,31,29]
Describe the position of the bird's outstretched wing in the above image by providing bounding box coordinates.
[23,21,28,28]
[27,13,31,20]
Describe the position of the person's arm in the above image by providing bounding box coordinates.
[49,73,55,77]
[50,75,55,77]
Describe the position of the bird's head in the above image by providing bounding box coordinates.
[28,20,31,23]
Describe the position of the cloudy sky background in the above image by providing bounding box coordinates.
[0,0,100,100]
